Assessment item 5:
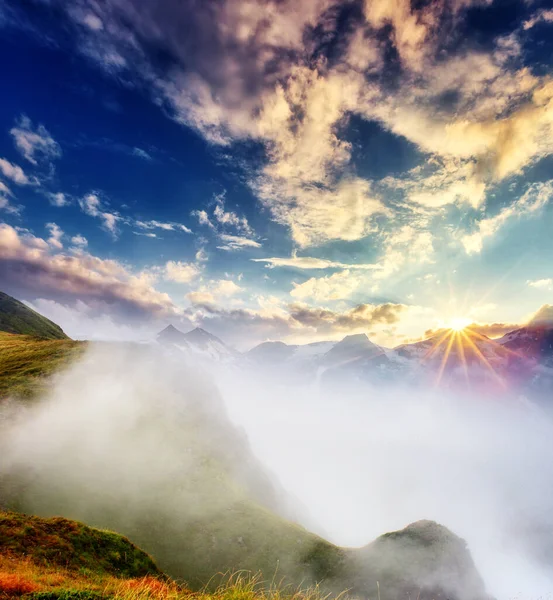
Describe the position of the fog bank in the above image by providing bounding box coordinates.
[219,372,553,600]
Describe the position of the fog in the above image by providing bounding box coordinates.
[2,344,553,599]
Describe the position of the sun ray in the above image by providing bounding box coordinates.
[460,330,507,389]
[434,330,457,387]
[455,330,471,389]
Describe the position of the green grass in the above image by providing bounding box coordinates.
[0,291,69,340]
[0,332,85,400]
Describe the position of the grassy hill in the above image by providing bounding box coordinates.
[0,291,68,340]
[0,511,337,600]
[0,332,84,400]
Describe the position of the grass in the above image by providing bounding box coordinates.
[0,332,85,400]
[0,292,68,340]
[0,511,160,579]
[0,511,343,600]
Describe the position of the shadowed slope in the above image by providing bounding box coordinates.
[0,292,68,340]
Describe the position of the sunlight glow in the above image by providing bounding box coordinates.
[448,317,472,331]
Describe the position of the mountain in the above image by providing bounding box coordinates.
[157,325,237,361]
[0,290,68,340]
[247,340,335,364]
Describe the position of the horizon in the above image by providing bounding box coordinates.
[1,0,553,349]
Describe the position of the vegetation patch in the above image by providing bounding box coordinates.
[0,332,84,400]
[0,511,160,579]
[0,292,68,340]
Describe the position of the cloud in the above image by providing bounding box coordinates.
[186,278,243,305]
[132,147,153,161]
[0,158,32,185]
[0,181,19,214]
[10,115,61,166]
[212,193,253,235]
[47,192,70,207]
[289,301,406,330]
[71,234,88,248]
[135,219,192,234]
[290,270,363,302]
[530,305,553,326]
[164,260,201,283]
[523,9,553,30]
[192,193,259,249]
[461,181,553,254]
[45,222,64,249]
[217,234,262,251]
[0,223,175,319]
[79,193,122,238]
[22,0,553,274]
[527,278,553,290]
[252,255,381,270]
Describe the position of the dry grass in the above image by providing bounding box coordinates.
[0,555,342,600]
[0,332,85,400]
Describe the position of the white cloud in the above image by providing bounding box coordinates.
[0,158,31,185]
[45,222,64,249]
[132,147,152,160]
[461,181,553,254]
[213,193,253,235]
[527,278,552,290]
[217,234,262,251]
[186,278,243,305]
[290,270,363,302]
[10,115,61,166]
[135,219,192,234]
[71,234,88,248]
[47,192,70,207]
[252,254,381,270]
[164,260,201,283]
[79,193,122,238]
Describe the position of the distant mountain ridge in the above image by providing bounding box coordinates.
[157,324,237,361]
[0,290,68,340]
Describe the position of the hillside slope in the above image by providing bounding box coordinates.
[0,291,68,340]
[0,332,84,400]
[0,510,160,579]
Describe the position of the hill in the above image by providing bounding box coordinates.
[0,510,159,579]
[0,512,331,600]
[0,332,84,400]
[0,291,68,340]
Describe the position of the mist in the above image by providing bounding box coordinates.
[1,344,553,599]
[219,371,553,599]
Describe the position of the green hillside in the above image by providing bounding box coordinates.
[0,291,68,340]
[0,511,160,579]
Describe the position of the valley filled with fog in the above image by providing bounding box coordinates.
[2,341,553,600]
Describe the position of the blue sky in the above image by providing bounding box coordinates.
[0,0,552,348]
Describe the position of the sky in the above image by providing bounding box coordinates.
[0,0,552,349]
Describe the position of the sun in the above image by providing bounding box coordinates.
[448,316,471,332]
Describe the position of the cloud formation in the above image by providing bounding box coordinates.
[23,0,553,260]
[10,115,61,166]
[0,223,175,319]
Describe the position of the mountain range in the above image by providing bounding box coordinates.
[158,321,553,401]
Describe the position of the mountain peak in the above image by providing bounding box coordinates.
[157,324,186,343]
